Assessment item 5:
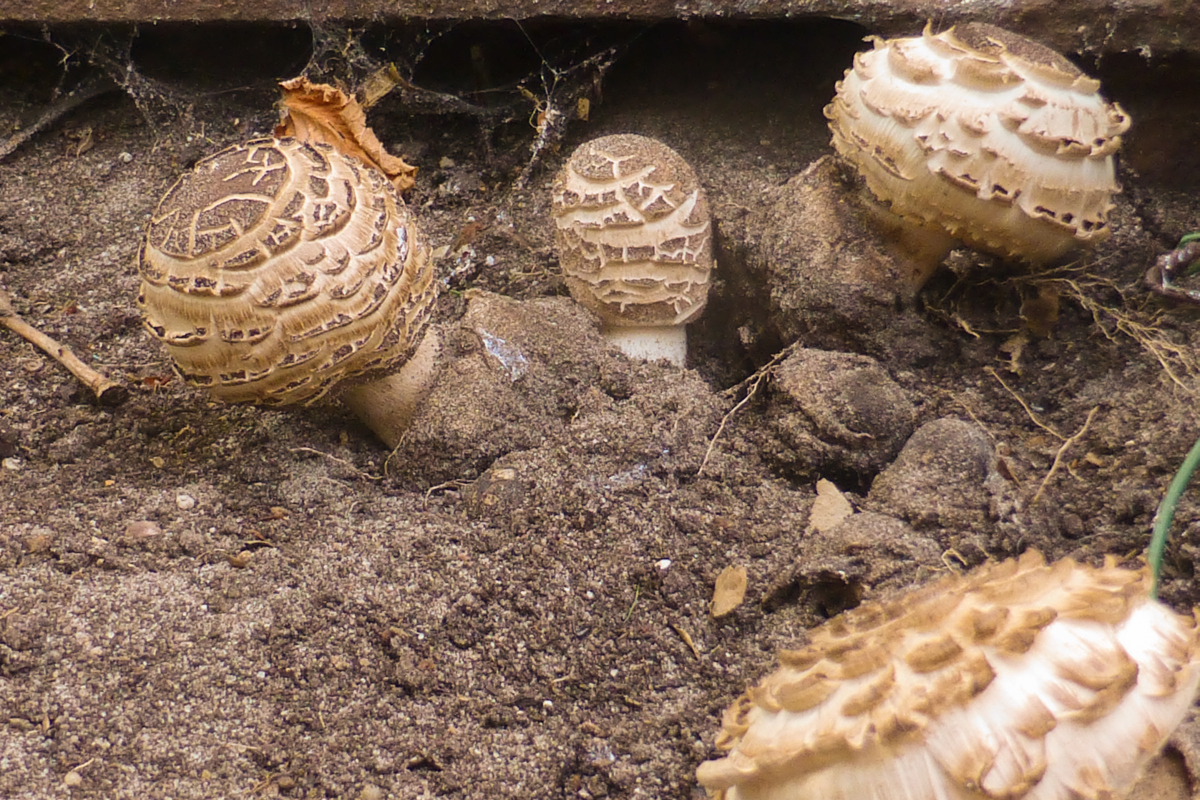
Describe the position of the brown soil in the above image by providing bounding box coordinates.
[3,19,1200,800]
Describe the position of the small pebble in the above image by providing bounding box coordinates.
[125,520,163,540]
[176,493,196,510]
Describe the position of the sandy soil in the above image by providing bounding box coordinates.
[3,19,1200,800]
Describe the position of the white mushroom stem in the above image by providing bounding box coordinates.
[603,323,688,368]
[861,198,960,292]
[342,328,442,448]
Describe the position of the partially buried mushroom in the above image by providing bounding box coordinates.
[551,134,714,367]
[697,550,1200,800]
[137,136,438,447]
[825,22,1131,288]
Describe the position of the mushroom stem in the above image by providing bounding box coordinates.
[862,198,958,294]
[342,328,442,448]
[602,324,687,368]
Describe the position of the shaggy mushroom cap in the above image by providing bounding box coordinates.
[826,23,1131,264]
[138,137,437,411]
[697,550,1200,800]
[551,134,713,366]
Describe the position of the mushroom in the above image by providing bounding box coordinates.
[697,550,1200,800]
[825,22,1131,288]
[551,134,714,367]
[137,136,438,447]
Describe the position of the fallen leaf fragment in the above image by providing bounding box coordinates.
[807,478,853,534]
[710,566,748,618]
[672,624,701,659]
[276,76,417,191]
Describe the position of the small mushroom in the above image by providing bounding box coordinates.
[825,23,1130,287]
[551,134,714,367]
[137,137,438,447]
[697,550,1200,800]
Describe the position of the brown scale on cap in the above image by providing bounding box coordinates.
[138,137,437,421]
[825,23,1131,267]
[697,550,1200,800]
[551,134,713,366]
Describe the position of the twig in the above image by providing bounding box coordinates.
[0,289,127,405]
[1030,406,1099,506]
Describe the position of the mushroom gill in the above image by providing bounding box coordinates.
[697,550,1200,800]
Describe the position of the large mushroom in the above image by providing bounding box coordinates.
[551,134,714,367]
[696,550,1200,800]
[825,22,1131,288]
[137,136,438,447]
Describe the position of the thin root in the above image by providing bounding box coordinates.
[1031,406,1100,507]
[698,346,793,477]
[1052,276,1199,393]
[985,366,1064,441]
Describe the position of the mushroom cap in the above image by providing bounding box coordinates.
[551,134,714,329]
[138,137,436,406]
[825,23,1131,263]
[697,550,1200,800]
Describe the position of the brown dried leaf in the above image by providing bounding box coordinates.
[711,566,748,618]
[275,76,417,191]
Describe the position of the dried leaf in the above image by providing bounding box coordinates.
[808,478,854,534]
[275,76,417,191]
[711,565,748,618]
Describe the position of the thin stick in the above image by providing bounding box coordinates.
[1148,433,1200,599]
[0,290,127,405]
[1030,406,1099,506]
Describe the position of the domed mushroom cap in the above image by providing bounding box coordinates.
[826,23,1131,263]
[138,137,436,406]
[551,134,713,329]
[697,550,1200,800]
